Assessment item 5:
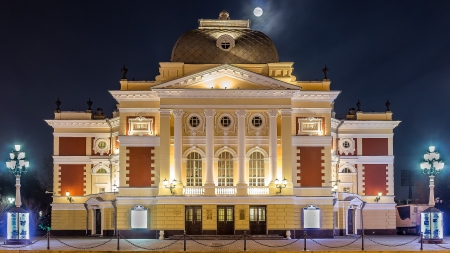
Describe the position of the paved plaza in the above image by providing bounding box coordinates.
[1,235,450,252]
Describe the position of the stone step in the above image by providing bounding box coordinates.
[168,234,286,240]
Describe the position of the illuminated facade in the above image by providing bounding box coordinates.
[45,11,400,238]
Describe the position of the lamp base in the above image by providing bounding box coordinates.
[5,239,31,245]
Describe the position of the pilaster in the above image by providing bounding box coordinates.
[204,109,215,195]
[280,109,293,195]
[235,109,247,196]
[159,109,172,195]
[172,109,184,187]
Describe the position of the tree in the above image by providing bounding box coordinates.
[0,198,14,229]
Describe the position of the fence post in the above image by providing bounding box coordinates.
[47,230,50,250]
[420,232,423,251]
[303,231,306,251]
[244,231,247,251]
[117,230,120,250]
[362,233,364,251]
[183,231,186,251]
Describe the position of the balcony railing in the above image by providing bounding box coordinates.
[248,186,269,195]
[183,186,204,195]
[182,186,269,196]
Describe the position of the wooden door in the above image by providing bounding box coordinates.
[185,206,202,235]
[217,206,234,235]
[249,206,266,234]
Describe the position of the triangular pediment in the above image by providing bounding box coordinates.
[151,64,301,90]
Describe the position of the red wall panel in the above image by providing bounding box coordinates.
[59,137,86,156]
[59,164,85,196]
[126,147,155,187]
[362,138,388,156]
[297,147,324,187]
[363,164,387,195]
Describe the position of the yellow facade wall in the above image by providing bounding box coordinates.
[52,210,90,230]
[156,204,185,230]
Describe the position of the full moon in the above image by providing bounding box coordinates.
[253,7,263,17]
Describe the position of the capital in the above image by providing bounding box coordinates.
[172,109,184,118]
[235,109,247,118]
[204,109,216,117]
[268,109,279,118]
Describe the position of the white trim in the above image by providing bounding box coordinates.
[246,146,269,158]
[183,146,206,158]
[53,156,91,164]
[153,89,298,98]
[339,156,394,164]
[45,120,110,129]
[53,133,117,138]
[51,203,86,210]
[292,136,332,147]
[334,133,394,138]
[119,108,161,113]
[292,108,332,114]
[161,104,291,109]
[118,136,160,147]
[339,121,401,130]
[214,146,238,158]
[151,64,301,90]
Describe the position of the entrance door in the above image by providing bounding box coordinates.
[95,209,101,234]
[249,206,266,234]
[347,208,355,234]
[217,206,234,235]
[185,206,202,235]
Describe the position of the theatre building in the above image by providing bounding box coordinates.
[45,11,400,238]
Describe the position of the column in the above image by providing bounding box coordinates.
[159,109,171,195]
[204,109,215,195]
[235,109,247,195]
[172,109,184,186]
[280,109,293,195]
[268,109,278,183]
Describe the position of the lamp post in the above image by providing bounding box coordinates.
[419,146,444,206]
[5,144,30,245]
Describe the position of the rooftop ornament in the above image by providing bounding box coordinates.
[322,64,329,79]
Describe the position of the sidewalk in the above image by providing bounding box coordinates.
[1,235,450,251]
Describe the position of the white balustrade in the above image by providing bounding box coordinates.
[248,186,269,195]
[215,186,236,195]
[183,186,204,195]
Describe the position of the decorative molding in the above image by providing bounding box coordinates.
[128,116,154,136]
[203,109,216,117]
[267,109,279,118]
[339,155,394,164]
[45,120,110,129]
[119,108,160,113]
[338,138,355,155]
[297,117,323,136]
[184,113,205,136]
[118,136,160,147]
[332,133,394,138]
[247,113,267,136]
[235,109,247,118]
[183,146,206,158]
[216,113,236,136]
[92,163,111,174]
[93,137,110,155]
[333,120,401,130]
[338,164,356,173]
[151,64,301,90]
[161,104,291,109]
[292,91,341,102]
[216,34,235,51]
[292,108,332,114]
[53,133,116,138]
[214,146,238,158]
[172,109,184,117]
[246,146,269,158]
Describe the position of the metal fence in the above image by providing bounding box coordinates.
[1,231,449,251]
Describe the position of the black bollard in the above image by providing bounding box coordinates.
[184,231,186,251]
[117,230,120,250]
[244,231,247,251]
[47,230,50,250]
[420,232,423,251]
[303,231,306,251]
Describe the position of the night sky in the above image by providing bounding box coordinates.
[1,0,449,200]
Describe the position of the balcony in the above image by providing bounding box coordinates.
[182,186,269,196]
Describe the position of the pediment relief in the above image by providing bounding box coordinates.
[151,64,301,90]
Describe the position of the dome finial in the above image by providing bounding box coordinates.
[219,10,230,20]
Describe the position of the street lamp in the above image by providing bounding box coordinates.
[419,146,444,206]
[274,178,287,193]
[5,144,30,245]
[163,178,177,195]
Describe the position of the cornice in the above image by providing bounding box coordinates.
[151,64,301,90]
[53,133,119,138]
[109,90,160,102]
[152,89,298,98]
[292,91,341,102]
[340,121,401,130]
[339,155,394,164]
[46,120,109,129]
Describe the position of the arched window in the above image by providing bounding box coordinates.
[341,167,352,173]
[187,152,202,186]
[218,151,233,186]
[249,152,265,186]
[96,168,108,173]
